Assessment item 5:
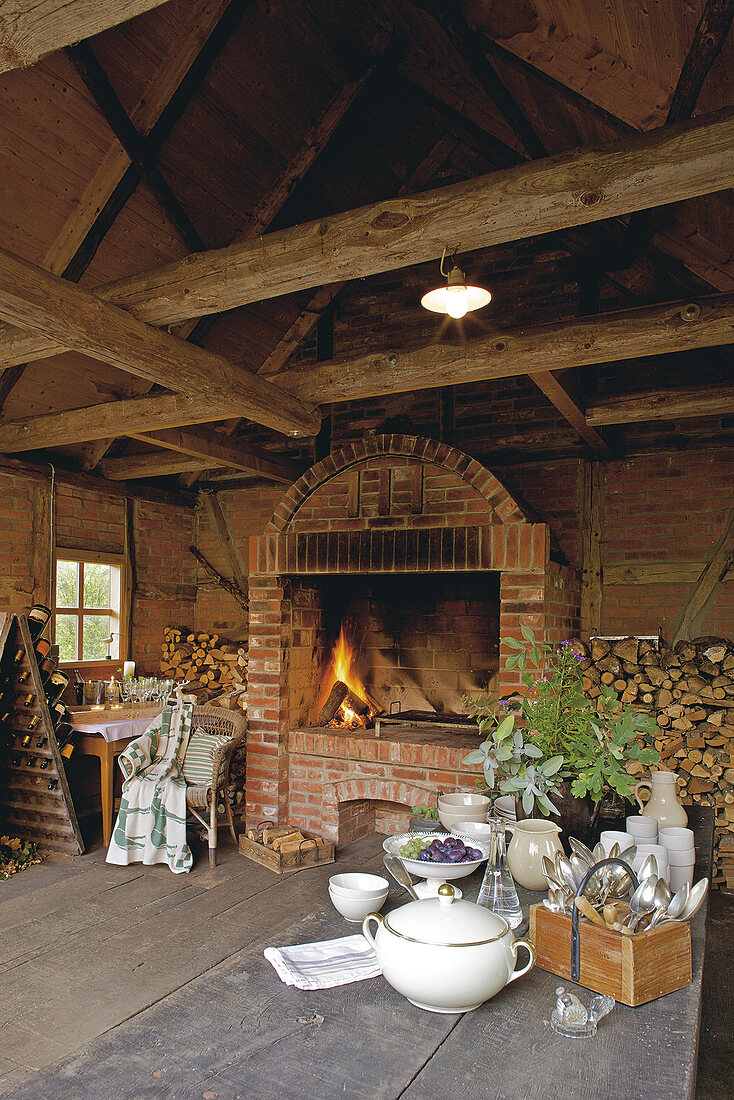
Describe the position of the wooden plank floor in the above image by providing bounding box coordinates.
[0,827,731,1098]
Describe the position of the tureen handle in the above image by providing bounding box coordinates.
[362,912,383,949]
[506,937,535,985]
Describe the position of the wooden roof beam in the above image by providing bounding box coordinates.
[131,427,303,483]
[530,373,612,458]
[0,248,320,438]
[98,453,219,480]
[585,380,734,425]
[2,294,732,453]
[265,293,734,405]
[0,0,174,73]
[1,105,732,372]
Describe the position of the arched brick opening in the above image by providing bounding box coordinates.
[265,434,529,533]
[325,779,436,846]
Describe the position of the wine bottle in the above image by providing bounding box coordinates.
[21,733,32,747]
[0,710,10,723]
[36,736,48,748]
[39,758,49,770]
[17,669,31,685]
[27,755,36,767]
[22,692,36,708]
[27,715,41,731]
[50,701,68,729]
[45,670,69,707]
[13,647,25,663]
[47,779,58,791]
[27,605,52,641]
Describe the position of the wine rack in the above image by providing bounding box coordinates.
[0,613,84,854]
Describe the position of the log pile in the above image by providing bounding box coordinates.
[159,626,247,711]
[575,634,734,890]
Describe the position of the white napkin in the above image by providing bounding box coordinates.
[264,934,381,990]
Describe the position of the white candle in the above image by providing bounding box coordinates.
[123,661,135,679]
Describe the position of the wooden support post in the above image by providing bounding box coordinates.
[202,493,248,603]
[580,460,604,639]
[672,509,734,645]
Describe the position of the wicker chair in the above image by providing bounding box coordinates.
[185,705,247,868]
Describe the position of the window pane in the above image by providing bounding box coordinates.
[56,615,78,662]
[56,560,79,608]
[82,615,113,660]
[83,563,112,609]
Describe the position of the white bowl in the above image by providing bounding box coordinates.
[329,873,389,898]
[449,821,492,844]
[600,830,635,856]
[626,815,658,839]
[383,832,489,881]
[438,792,491,811]
[659,827,695,852]
[493,795,517,820]
[329,884,388,922]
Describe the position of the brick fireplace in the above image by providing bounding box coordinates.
[246,435,579,843]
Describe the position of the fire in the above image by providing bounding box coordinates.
[325,627,373,728]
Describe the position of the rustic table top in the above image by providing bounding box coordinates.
[10,807,713,1100]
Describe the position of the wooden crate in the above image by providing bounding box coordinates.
[529,903,691,1007]
[238,829,334,874]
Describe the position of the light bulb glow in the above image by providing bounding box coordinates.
[445,288,469,319]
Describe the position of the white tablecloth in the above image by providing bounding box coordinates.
[70,712,161,743]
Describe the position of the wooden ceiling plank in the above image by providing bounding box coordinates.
[66,41,206,253]
[131,427,302,483]
[3,293,732,454]
[41,0,237,277]
[263,292,734,405]
[530,371,612,458]
[0,0,174,74]
[98,453,218,479]
[585,381,734,425]
[0,247,320,437]
[0,451,194,507]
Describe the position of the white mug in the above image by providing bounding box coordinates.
[666,848,696,867]
[669,865,694,892]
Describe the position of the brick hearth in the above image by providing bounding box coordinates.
[245,434,579,842]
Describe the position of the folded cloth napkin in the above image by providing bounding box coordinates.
[264,934,381,991]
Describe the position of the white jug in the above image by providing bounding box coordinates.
[633,770,688,828]
[506,819,563,890]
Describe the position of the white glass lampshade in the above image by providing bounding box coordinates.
[421,264,491,318]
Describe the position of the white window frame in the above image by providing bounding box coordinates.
[53,549,127,668]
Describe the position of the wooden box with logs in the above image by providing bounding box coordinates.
[238,823,335,874]
[529,904,691,1007]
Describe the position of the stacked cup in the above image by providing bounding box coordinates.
[659,827,696,892]
[626,815,658,846]
[631,843,670,884]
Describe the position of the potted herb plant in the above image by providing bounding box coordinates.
[463,626,660,842]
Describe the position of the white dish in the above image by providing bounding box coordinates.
[383,832,489,881]
[493,796,517,820]
[329,872,389,897]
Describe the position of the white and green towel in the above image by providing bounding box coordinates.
[106,694,194,874]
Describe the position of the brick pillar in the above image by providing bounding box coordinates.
[498,570,547,694]
[245,574,291,823]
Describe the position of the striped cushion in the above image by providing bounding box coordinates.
[182,728,231,785]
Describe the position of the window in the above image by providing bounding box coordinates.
[54,551,124,664]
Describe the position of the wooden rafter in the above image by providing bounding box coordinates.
[530,373,612,458]
[131,428,303,483]
[1,105,732,372]
[3,293,732,453]
[98,453,220,480]
[585,380,734,425]
[67,42,206,253]
[0,248,320,438]
[0,0,173,73]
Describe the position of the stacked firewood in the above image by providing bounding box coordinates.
[574,635,734,890]
[159,625,247,710]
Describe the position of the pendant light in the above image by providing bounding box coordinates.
[421,248,491,319]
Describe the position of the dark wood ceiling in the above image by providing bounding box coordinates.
[0,0,732,493]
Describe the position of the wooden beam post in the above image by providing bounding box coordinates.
[0,248,320,438]
[131,427,304,483]
[202,492,248,600]
[672,510,734,645]
[580,460,604,639]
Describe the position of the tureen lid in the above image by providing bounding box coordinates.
[383,884,509,945]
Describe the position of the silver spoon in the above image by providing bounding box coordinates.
[383,854,419,900]
[556,853,581,893]
[678,878,709,922]
[647,879,672,927]
[542,855,565,889]
[638,853,658,882]
[628,874,658,931]
[568,837,595,867]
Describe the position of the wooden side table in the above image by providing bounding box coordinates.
[75,733,133,845]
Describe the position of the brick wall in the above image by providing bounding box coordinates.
[602,449,734,640]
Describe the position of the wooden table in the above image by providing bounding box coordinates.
[71,707,161,844]
[8,808,714,1099]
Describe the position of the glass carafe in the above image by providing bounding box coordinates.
[477,817,522,929]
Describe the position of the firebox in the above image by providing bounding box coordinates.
[246,435,580,843]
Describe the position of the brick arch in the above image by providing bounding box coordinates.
[326,777,434,811]
[265,434,528,533]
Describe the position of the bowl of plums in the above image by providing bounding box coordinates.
[383,832,489,883]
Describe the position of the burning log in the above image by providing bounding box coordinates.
[345,689,369,718]
[318,681,349,725]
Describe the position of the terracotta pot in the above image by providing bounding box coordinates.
[515,781,602,846]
